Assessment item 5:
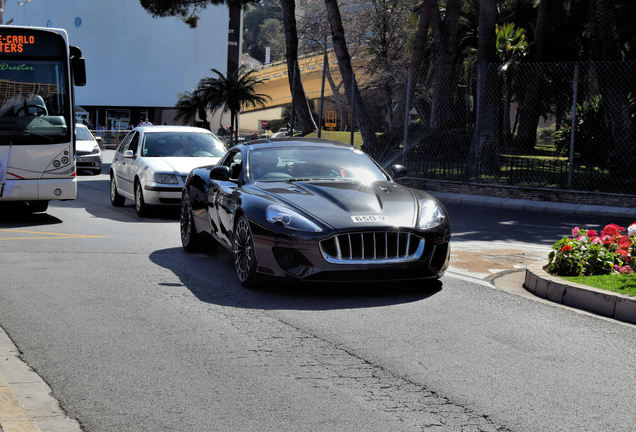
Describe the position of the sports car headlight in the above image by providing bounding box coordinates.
[92,143,100,154]
[155,173,179,184]
[418,200,446,230]
[266,205,322,232]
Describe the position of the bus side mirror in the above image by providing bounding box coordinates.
[70,46,86,86]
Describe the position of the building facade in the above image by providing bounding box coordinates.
[4,0,228,130]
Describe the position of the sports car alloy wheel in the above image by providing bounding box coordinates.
[180,191,201,252]
[110,175,125,206]
[135,181,148,217]
[234,216,259,286]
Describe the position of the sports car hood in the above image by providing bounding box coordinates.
[143,156,221,175]
[257,180,419,230]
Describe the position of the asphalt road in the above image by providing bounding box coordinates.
[0,155,634,431]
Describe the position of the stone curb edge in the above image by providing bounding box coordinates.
[0,328,82,432]
[524,262,636,325]
[428,191,635,219]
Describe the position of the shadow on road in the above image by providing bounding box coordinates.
[149,247,443,311]
[0,207,63,228]
[443,202,635,246]
[57,177,181,223]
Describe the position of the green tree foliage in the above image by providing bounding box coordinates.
[139,0,251,27]
[553,96,610,167]
[195,67,270,144]
[242,2,283,63]
[258,18,285,62]
[175,91,205,124]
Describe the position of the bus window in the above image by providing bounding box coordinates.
[0,30,70,145]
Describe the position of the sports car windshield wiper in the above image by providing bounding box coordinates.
[286,177,338,182]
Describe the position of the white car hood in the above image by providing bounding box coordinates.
[143,156,221,175]
[76,139,98,153]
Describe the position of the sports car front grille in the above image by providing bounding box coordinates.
[319,231,425,264]
[180,175,188,184]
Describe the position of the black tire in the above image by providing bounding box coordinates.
[28,200,48,213]
[233,215,261,287]
[134,180,148,217]
[180,191,203,252]
[110,174,125,207]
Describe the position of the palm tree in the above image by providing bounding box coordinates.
[174,91,206,125]
[196,66,270,145]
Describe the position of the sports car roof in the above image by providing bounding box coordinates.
[240,137,355,151]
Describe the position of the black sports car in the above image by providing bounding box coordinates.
[180,138,450,286]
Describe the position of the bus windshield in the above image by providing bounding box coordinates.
[0,60,70,145]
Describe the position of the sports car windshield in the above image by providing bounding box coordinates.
[249,146,389,183]
[141,132,226,157]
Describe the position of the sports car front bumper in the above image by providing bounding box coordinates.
[250,222,450,282]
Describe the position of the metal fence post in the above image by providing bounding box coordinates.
[317,52,327,139]
[402,68,413,166]
[567,65,579,189]
[289,63,296,137]
[350,72,355,146]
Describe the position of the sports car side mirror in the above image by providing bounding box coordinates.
[389,164,407,179]
[210,166,230,181]
[123,150,134,158]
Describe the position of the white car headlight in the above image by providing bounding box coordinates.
[418,200,446,230]
[92,143,100,154]
[266,204,322,232]
[155,173,179,184]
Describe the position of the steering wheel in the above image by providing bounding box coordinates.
[15,104,47,116]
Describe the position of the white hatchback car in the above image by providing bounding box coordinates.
[75,123,102,175]
[109,126,226,216]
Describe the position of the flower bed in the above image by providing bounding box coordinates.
[548,223,636,276]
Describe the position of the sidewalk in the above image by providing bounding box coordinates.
[0,329,81,432]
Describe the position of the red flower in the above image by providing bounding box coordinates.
[587,230,598,237]
[601,224,625,237]
[616,249,631,262]
[561,245,573,252]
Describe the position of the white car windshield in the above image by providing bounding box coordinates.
[141,132,226,157]
[75,126,95,141]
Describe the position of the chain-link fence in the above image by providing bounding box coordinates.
[280,59,636,195]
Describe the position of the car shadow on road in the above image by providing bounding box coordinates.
[149,247,443,311]
[57,178,181,223]
[0,207,63,228]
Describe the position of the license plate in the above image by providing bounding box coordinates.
[351,215,386,223]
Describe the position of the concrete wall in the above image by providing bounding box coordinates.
[4,0,227,108]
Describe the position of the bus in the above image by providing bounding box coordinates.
[0,25,86,213]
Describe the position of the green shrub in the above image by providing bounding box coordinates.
[553,96,610,166]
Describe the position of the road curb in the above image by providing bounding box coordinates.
[0,329,82,432]
[524,262,636,324]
